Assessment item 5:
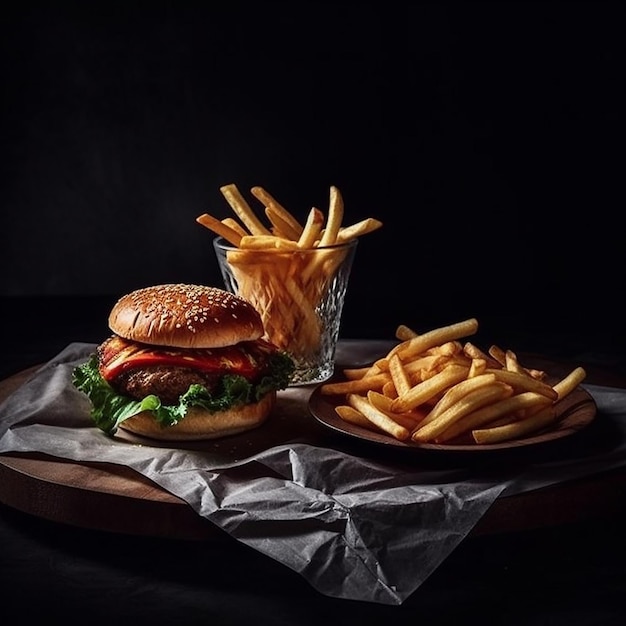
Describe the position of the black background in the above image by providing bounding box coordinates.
[2,5,626,624]
[2,1,625,358]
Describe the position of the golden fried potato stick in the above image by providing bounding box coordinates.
[388,353,412,396]
[472,405,558,444]
[553,366,587,398]
[427,340,463,357]
[196,213,243,247]
[524,366,588,419]
[220,184,272,236]
[335,405,376,430]
[504,350,545,379]
[463,342,502,369]
[420,373,498,426]
[348,393,411,441]
[505,349,526,375]
[471,366,587,444]
[239,235,299,250]
[320,372,392,395]
[390,363,469,412]
[436,390,553,443]
[395,324,419,341]
[336,217,384,244]
[297,207,325,248]
[411,382,513,443]
[319,185,344,246]
[221,217,249,238]
[468,358,488,378]
[250,186,304,237]
[382,380,398,398]
[366,390,426,429]
[265,206,303,241]
[485,368,558,400]
[283,275,322,347]
[489,345,545,379]
[488,345,507,367]
[393,318,479,363]
[402,354,446,381]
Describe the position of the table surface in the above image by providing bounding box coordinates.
[1,296,626,625]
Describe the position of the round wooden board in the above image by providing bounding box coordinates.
[0,364,625,539]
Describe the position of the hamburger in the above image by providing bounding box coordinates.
[72,283,294,440]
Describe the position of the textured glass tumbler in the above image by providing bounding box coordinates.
[213,236,358,385]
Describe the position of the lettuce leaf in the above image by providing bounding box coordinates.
[72,351,294,436]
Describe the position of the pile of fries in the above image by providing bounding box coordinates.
[320,318,587,445]
[197,184,382,361]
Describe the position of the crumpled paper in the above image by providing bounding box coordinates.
[1,342,625,605]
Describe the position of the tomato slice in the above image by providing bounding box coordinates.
[99,335,260,381]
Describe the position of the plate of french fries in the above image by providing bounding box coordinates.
[310,318,596,452]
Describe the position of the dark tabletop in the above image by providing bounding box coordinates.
[1,295,626,626]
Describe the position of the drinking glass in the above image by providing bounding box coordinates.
[213,236,357,385]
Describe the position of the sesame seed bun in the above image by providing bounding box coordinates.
[108,283,264,349]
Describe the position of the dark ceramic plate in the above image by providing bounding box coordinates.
[308,373,596,452]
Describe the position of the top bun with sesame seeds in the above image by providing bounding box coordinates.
[108,283,265,349]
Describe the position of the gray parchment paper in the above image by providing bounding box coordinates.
[1,342,625,605]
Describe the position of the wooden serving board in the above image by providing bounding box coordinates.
[1,364,625,540]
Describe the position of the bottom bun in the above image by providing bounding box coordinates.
[118,392,276,441]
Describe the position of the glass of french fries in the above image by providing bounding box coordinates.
[198,183,382,385]
[214,235,358,385]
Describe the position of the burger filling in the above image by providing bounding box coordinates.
[72,335,295,436]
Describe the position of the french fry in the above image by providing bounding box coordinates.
[239,234,299,250]
[471,367,587,444]
[221,217,249,238]
[335,405,376,430]
[366,391,426,429]
[486,368,558,400]
[320,373,392,395]
[463,342,502,368]
[553,366,587,399]
[419,373,498,426]
[395,324,419,341]
[250,186,304,239]
[220,184,272,236]
[319,185,344,246]
[402,354,446,381]
[412,382,513,443]
[395,318,479,361]
[382,380,398,398]
[468,358,488,378]
[505,349,526,375]
[348,393,410,441]
[437,390,553,443]
[196,213,243,247]
[488,345,507,367]
[297,207,325,248]
[388,353,411,396]
[472,405,557,444]
[524,366,588,419]
[336,217,383,243]
[390,363,469,412]
[265,205,303,241]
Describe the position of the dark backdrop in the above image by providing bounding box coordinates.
[2,2,625,359]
